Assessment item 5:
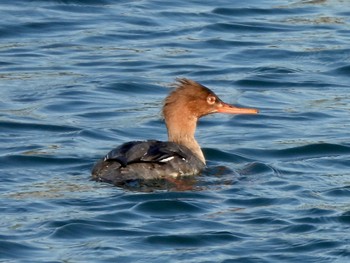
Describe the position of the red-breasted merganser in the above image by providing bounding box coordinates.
[92,79,258,186]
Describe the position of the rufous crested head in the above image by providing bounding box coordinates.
[162,78,258,164]
[163,78,258,119]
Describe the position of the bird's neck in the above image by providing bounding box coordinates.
[165,114,205,164]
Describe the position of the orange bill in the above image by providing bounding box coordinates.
[217,102,259,114]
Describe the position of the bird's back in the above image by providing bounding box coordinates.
[92,140,205,186]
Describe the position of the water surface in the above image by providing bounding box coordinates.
[1,0,350,262]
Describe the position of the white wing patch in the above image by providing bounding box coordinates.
[159,156,175,162]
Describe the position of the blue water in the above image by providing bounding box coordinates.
[1,0,350,262]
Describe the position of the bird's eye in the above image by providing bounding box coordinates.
[207,96,216,105]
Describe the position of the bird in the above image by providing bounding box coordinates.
[92,78,258,186]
